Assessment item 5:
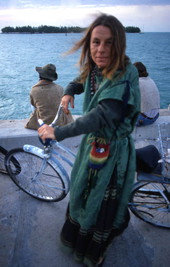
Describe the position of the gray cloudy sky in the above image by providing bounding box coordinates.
[0,0,170,31]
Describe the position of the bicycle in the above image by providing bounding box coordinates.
[5,105,76,202]
[4,107,170,228]
[0,145,8,174]
[129,122,170,229]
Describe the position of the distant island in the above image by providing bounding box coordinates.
[1,25,141,34]
[125,26,141,33]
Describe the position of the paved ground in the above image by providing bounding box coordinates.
[0,111,170,267]
[0,169,170,267]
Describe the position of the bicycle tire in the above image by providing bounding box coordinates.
[0,146,8,174]
[129,181,170,229]
[5,148,67,202]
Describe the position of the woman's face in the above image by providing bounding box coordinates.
[90,25,113,69]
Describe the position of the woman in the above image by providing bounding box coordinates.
[133,61,160,126]
[38,13,140,266]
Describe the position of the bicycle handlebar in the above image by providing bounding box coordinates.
[38,104,63,128]
[38,104,63,147]
[50,104,63,127]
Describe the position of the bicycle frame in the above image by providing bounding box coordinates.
[137,171,170,184]
[137,172,170,203]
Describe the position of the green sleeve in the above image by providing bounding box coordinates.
[64,77,84,97]
[54,99,124,141]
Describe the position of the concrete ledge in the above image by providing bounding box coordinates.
[0,112,169,151]
[159,108,170,116]
[0,119,36,138]
[132,115,170,142]
[0,115,81,139]
[0,117,82,150]
[0,119,41,149]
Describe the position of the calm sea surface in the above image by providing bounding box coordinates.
[0,32,170,119]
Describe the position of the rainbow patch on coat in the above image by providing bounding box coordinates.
[89,141,110,170]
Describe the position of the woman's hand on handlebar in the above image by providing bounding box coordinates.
[61,95,74,114]
[38,124,55,141]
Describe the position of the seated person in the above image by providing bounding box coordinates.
[25,64,74,130]
[133,62,160,126]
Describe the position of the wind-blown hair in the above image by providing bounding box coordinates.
[68,13,129,82]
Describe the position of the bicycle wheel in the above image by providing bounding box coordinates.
[5,148,67,202]
[129,181,170,228]
[0,146,8,174]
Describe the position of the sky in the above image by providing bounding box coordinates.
[0,0,170,32]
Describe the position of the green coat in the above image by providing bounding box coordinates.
[56,63,140,230]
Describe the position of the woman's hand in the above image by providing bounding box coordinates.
[38,124,55,141]
[61,95,74,114]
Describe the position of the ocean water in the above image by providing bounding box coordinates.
[0,32,170,119]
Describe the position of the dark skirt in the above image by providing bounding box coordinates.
[60,168,130,266]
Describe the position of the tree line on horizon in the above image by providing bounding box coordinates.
[1,25,141,34]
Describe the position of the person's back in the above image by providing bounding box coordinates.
[134,61,160,126]
[139,76,160,113]
[25,64,74,130]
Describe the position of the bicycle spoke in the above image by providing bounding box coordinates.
[5,148,68,202]
[129,181,170,228]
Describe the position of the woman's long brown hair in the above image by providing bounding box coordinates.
[68,13,129,82]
